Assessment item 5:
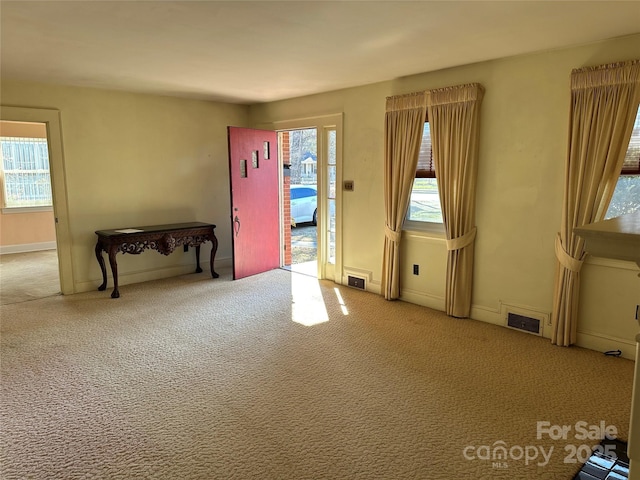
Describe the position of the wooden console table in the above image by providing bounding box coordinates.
[95,222,219,298]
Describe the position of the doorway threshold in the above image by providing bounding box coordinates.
[282,260,317,278]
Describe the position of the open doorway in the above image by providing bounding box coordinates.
[0,120,60,304]
[269,113,342,284]
[281,128,318,277]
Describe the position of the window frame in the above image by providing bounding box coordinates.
[404,119,445,234]
[604,105,640,220]
[0,135,53,210]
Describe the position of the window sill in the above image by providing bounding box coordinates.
[2,206,53,214]
[584,255,639,271]
[403,220,445,238]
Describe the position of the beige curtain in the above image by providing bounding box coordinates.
[426,84,484,318]
[382,92,427,300]
[552,60,640,346]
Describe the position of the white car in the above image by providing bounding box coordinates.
[290,185,317,226]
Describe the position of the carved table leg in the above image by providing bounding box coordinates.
[195,245,203,273]
[108,246,120,298]
[95,241,108,291]
[210,235,219,278]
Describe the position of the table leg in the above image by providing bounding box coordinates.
[95,241,108,291]
[195,245,203,273]
[108,247,120,298]
[210,235,219,278]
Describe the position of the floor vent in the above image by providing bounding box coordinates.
[347,275,365,290]
[506,311,542,336]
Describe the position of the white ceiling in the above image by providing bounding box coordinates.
[1,1,639,104]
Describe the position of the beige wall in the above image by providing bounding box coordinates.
[0,120,56,249]
[0,81,249,290]
[1,120,47,138]
[0,211,56,247]
[250,34,640,357]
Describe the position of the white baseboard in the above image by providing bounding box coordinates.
[399,289,507,327]
[399,288,446,311]
[0,241,57,255]
[470,303,504,327]
[471,309,637,359]
[576,330,638,361]
[397,291,638,360]
[216,256,232,269]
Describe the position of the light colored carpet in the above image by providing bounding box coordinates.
[0,250,60,305]
[0,268,634,479]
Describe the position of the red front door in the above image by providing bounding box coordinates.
[228,127,280,279]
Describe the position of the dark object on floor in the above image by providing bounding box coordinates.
[573,438,629,479]
[604,350,623,357]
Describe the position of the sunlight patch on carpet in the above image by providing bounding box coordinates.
[334,287,348,315]
[291,274,328,326]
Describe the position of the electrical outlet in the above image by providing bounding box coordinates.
[413,264,419,275]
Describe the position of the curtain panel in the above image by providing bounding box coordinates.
[381,92,427,300]
[426,83,484,318]
[552,60,640,346]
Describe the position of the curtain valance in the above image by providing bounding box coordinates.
[425,83,484,106]
[385,92,427,112]
[571,60,640,90]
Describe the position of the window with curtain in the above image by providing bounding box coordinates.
[605,106,640,219]
[406,121,443,226]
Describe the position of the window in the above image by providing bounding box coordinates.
[1,136,52,208]
[406,122,443,226]
[605,107,640,219]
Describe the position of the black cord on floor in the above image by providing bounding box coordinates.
[604,349,622,357]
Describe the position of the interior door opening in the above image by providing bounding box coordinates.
[0,120,61,304]
[280,128,318,277]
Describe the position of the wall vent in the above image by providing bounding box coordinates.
[347,275,365,290]
[506,311,542,336]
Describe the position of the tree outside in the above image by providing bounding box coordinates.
[288,128,317,185]
[606,115,640,219]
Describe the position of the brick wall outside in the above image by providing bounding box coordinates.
[281,132,292,266]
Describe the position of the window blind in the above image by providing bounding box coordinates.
[416,122,435,178]
[622,109,640,175]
